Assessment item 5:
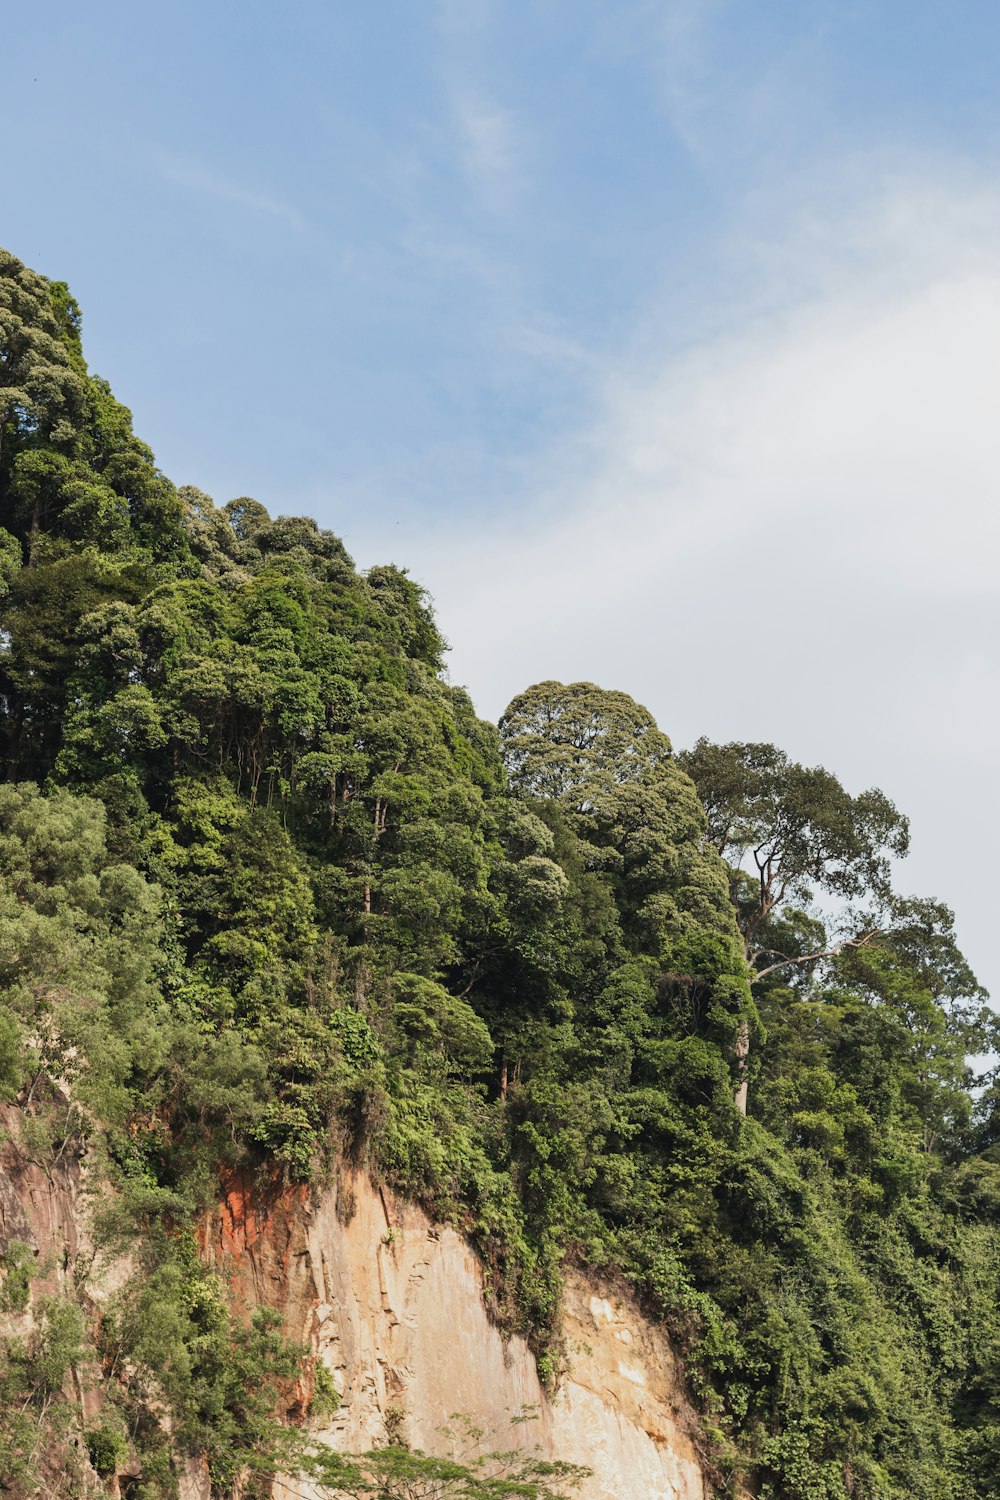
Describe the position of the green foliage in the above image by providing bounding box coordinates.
[100,1255,303,1497]
[499,678,673,804]
[306,1414,589,1499]
[0,1004,24,1098]
[0,526,20,599]
[0,1294,86,1491]
[309,1360,341,1418]
[0,1240,35,1313]
[1,246,998,1500]
[677,737,910,968]
[86,1415,129,1477]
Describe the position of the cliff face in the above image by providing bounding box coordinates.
[205,1172,708,1500]
[0,1103,114,1494]
[1,1120,709,1499]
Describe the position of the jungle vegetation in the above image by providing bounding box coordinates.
[1,245,999,1499]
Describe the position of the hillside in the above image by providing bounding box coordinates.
[1,246,999,1499]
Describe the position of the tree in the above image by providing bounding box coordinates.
[679,739,909,967]
[0,527,19,599]
[0,248,88,501]
[678,739,910,1112]
[498,682,750,1091]
[834,895,992,1152]
[499,680,672,808]
[305,1415,589,1500]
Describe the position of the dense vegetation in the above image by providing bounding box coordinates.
[1,245,999,1499]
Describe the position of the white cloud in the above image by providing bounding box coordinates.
[654,0,724,159]
[157,152,306,229]
[370,174,1000,995]
[452,88,523,211]
[433,0,525,214]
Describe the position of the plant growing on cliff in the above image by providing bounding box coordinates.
[0,1295,86,1493]
[2,245,999,1500]
[305,1414,589,1500]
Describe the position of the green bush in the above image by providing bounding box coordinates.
[86,1417,129,1477]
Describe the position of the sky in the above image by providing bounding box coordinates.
[4,1,1000,1003]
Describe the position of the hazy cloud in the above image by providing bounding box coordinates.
[452,88,523,211]
[157,151,306,229]
[655,0,724,158]
[370,173,1000,994]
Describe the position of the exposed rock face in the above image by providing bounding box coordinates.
[0,1105,83,1301]
[1,1125,709,1498]
[206,1172,708,1500]
[553,1283,707,1500]
[0,1103,105,1494]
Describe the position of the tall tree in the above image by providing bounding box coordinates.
[499,681,750,1084]
[678,738,911,1110]
[500,679,672,808]
[0,248,88,503]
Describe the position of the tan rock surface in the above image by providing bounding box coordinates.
[204,1171,707,1500]
[1,1129,709,1499]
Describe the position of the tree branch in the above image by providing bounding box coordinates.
[752,928,881,982]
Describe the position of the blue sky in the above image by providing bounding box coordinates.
[6,2,999,519]
[4,2,1000,1000]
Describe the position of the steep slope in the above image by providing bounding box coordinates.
[206,1173,709,1500]
[2,246,999,1500]
[0,1134,709,1499]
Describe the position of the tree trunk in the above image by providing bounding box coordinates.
[734,1016,750,1117]
[27,488,42,566]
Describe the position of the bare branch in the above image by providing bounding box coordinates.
[752,928,882,982]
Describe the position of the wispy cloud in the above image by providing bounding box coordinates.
[157,151,306,229]
[432,0,526,214]
[648,0,831,169]
[653,0,727,159]
[452,87,523,211]
[368,169,1000,996]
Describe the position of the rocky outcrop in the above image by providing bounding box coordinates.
[0,1103,107,1494]
[205,1171,709,1500]
[1,1120,710,1499]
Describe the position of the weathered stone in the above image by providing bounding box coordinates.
[203,1172,708,1500]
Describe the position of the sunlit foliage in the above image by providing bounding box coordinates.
[2,247,998,1500]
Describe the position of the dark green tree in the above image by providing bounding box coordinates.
[499,682,750,1084]
[678,738,911,1111]
[2,246,997,1500]
[0,248,88,502]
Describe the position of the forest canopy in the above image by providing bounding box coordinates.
[2,246,999,1500]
